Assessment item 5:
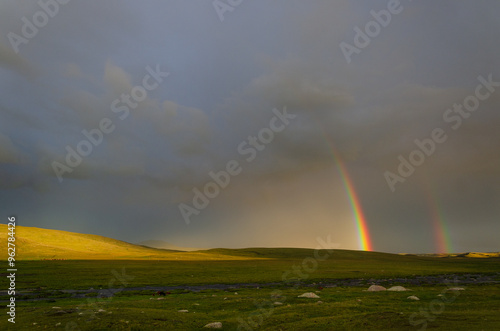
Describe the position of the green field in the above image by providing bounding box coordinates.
[3,282,500,330]
[8,255,500,291]
[1,225,500,330]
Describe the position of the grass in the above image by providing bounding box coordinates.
[10,257,500,291]
[2,284,499,330]
[2,225,500,291]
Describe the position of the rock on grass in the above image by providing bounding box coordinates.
[367,285,386,292]
[204,322,222,328]
[447,287,465,291]
[387,286,409,291]
[298,292,320,298]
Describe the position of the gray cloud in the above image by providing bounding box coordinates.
[0,41,38,78]
[0,132,23,164]
[1,0,499,253]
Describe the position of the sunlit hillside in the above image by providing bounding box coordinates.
[0,225,261,261]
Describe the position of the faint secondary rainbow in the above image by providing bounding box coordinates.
[321,135,373,251]
[423,182,453,254]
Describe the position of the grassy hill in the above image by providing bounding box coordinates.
[1,224,499,264]
[413,252,500,258]
[0,224,431,262]
[136,239,200,251]
[0,225,259,260]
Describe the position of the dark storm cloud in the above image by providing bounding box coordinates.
[0,0,499,253]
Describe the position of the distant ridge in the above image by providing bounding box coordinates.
[136,239,200,252]
[400,252,500,258]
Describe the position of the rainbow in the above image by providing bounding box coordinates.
[424,183,453,254]
[322,137,373,251]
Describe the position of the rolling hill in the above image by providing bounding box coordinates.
[403,252,500,258]
[1,224,498,262]
[136,239,200,251]
[0,225,259,260]
[0,225,404,261]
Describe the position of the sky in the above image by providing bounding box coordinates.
[1,0,499,254]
